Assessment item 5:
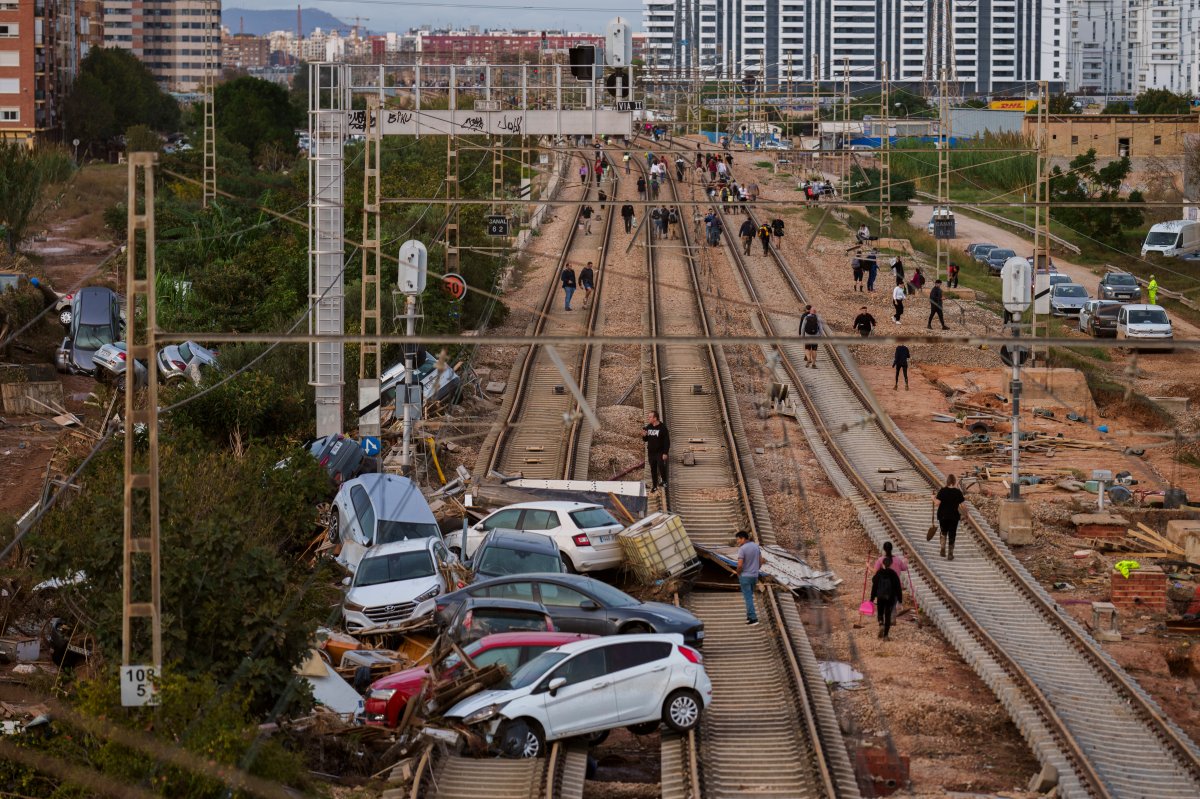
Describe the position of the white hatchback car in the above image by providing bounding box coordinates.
[446,633,711,757]
[341,538,455,633]
[1117,304,1173,349]
[459,502,625,573]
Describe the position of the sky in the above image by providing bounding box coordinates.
[229,1,645,34]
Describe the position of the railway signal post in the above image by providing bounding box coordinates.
[999,256,1035,545]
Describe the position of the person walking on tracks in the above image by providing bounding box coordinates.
[870,555,903,639]
[579,261,595,309]
[561,263,577,311]
[735,531,761,626]
[928,278,948,329]
[892,278,906,324]
[933,474,966,560]
[800,307,820,368]
[873,541,908,573]
[892,344,910,390]
[739,216,756,255]
[756,220,772,255]
[668,207,680,239]
[621,203,635,234]
[852,251,865,292]
[580,203,595,235]
[866,251,879,292]
[642,410,671,493]
[853,306,877,338]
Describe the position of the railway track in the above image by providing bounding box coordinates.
[409,741,588,799]
[719,205,1200,798]
[648,168,859,799]
[477,150,616,481]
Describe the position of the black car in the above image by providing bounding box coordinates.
[54,287,123,375]
[470,530,566,579]
[443,597,555,646]
[436,573,705,647]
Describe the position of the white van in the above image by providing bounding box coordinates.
[1141,220,1200,258]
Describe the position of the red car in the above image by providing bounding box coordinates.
[362,631,594,727]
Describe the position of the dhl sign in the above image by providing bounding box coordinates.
[989,99,1037,111]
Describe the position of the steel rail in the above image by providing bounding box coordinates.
[479,153,617,481]
[726,202,1200,798]
[649,164,854,799]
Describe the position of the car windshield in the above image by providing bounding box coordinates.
[355,550,436,586]
[507,650,568,690]
[375,520,442,544]
[1145,231,1179,246]
[1107,274,1137,286]
[475,546,562,576]
[1128,309,1169,325]
[75,322,114,350]
[178,342,194,361]
[569,507,620,529]
[1056,285,1086,297]
[990,250,1014,260]
[577,577,639,608]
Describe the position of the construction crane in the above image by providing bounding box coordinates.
[350,16,370,38]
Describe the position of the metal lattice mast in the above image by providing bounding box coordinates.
[201,0,216,207]
[445,66,460,283]
[310,63,348,437]
[1033,80,1051,358]
[122,152,162,677]
[879,59,891,235]
[359,96,382,381]
[936,67,951,280]
[811,54,819,150]
[841,56,850,197]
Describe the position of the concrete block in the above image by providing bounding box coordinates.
[1165,520,1200,563]
[1149,396,1190,414]
[1028,762,1058,792]
[999,499,1034,545]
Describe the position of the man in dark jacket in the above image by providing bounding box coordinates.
[642,410,671,492]
[561,264,577,311]
[927,279,948,329]
[870,556,903,638]
[621,203,635,234]
[853,306,877,337]
[739,216,755,255]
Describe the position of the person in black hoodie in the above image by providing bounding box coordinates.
[642,410,671,492]
[561,264,577,311]
[870,555,903,639]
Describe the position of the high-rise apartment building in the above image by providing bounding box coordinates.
[103,0,221,92]
[1127,0,1200,95]
[643,0,1070,92]
[0,0,61,145]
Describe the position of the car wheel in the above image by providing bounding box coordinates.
[59,309,72,326]
[620,622,653,635]
[562,555,579,574]
[627,721,659,736]
[326,511,340,545]
[499,719,545,759]
[583,729,610,747]
[663,690,702,733]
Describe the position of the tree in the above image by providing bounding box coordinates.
[1134,88,1193,115]
[1048,94,1078,114]
[215,76,303,160]
[30,444,338,713]
[1101,101,1130,115]
[64,48,180,154]
[0,140,73,253]
[125,124,160,153]
[1048,149,1144,246]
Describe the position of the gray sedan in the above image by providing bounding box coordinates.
[435,573,705,647]
[1049,283,1090,316]
[93,342,148,389]
[156,341,219,384]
